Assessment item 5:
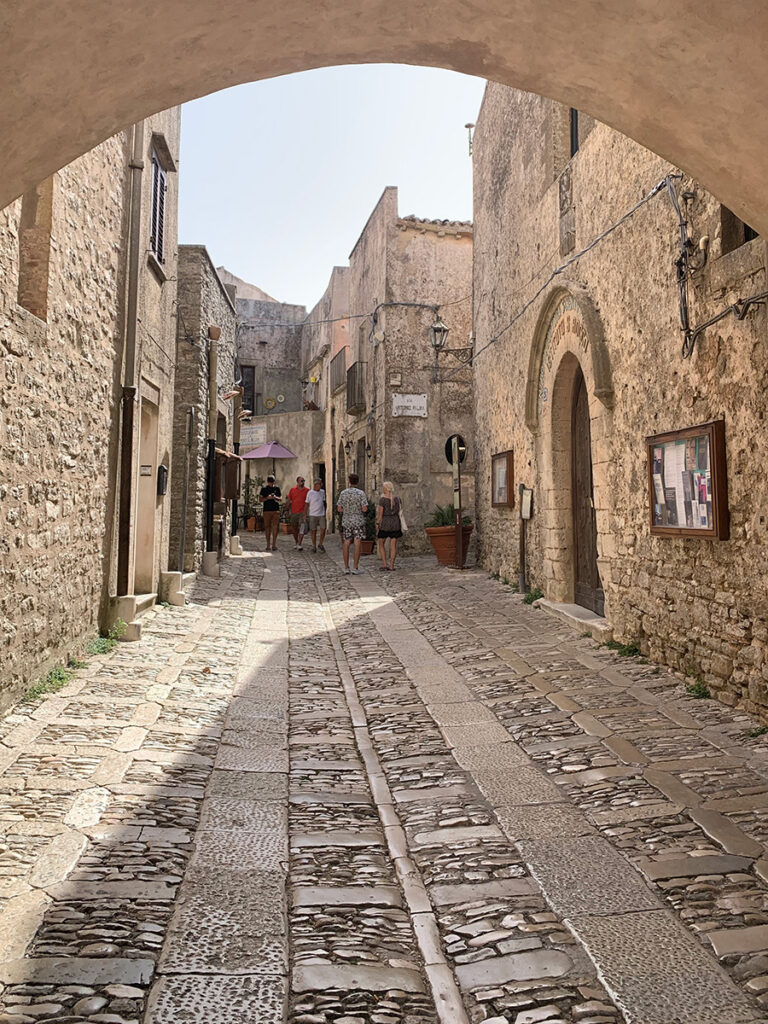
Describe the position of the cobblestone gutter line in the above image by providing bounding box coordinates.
[368,566,768,1023]
[312,562,627,1024]
[285,557,441,1024]
[305,558,469,1024]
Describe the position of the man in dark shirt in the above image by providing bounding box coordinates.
[260,475,282,551]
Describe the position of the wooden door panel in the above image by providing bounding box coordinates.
[571,370,604,615]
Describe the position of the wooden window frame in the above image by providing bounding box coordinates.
[149,152,167,264]
[491,449,515,508]
[646,419,729,540]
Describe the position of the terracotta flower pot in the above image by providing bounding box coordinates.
[360,539,375,555]
[246,517,256,532]
[280,522,292,534]
[425,524,474,567]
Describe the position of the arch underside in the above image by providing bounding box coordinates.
[3,1,768,231]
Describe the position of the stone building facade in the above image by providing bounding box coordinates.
[0,107,181,704]
[169,246,237,573]
[233,289,311,489]
[305,188,474,547]
[301,266,351,507]
[109,108,181,633]
[473,83,768,714]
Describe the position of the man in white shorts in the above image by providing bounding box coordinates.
[305,478,327,553]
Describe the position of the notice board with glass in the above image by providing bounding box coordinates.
[646,420,728,539]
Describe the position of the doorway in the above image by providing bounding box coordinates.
[571,366,604,614]
[135,398,159,594]
[356,438,367,493]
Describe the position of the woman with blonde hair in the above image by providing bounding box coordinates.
[376,480,403,571]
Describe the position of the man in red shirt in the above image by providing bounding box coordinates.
[287,476,309,549]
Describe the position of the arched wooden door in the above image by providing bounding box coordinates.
[571,367,604,615]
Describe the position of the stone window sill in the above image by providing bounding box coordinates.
[147,251,167,284]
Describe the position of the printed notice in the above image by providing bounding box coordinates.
[650,430,715,531]
[392,393,428,417]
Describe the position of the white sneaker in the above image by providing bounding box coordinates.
[344,568,351,574]
[352,567,363,574]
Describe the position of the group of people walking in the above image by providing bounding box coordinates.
[259,475,327,553]
[258,472,405,573]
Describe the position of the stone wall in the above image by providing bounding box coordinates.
[127,108,181,599]
[0,134,128,707]
[241,410,325,497]
[169,246,237,572]
[301,189,474,548]
[237,298,307,416]
[303,266,351,516]
[379,215,474,547]
[473,82,768,715]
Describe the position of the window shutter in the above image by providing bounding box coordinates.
[156,168,166,263]
[149,155,167,263]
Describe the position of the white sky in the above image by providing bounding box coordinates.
[178,65,486,310]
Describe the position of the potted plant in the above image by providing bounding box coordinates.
[279,504,292,534]
[242,477,258,531]
[361,503,377,556]
[425,503,474,567]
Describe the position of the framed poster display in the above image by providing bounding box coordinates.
[646,419,728,539]
[491,450,514,508]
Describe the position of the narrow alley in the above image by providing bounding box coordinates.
[3,543,768,1024]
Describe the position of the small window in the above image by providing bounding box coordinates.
[241,366,255,414]
[150,153,167,263]
[17,177,54,320]
[569,108,579,158]
[721,206,759,255]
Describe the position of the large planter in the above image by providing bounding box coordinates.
[360,539,375,555]
[246,516,256,532]
[425,524,474,567]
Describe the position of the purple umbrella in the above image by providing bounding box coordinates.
[241,441,297,476]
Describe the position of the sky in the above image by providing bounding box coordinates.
[178,65,486,311]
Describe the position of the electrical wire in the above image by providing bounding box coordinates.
[237,294,471,331]
[434,173,681,386]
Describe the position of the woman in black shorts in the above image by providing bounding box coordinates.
[376,480,403,571]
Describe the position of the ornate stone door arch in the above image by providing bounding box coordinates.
[526,285,613,610]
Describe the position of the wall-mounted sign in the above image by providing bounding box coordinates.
[240,423,267,449]
[392,393,427,418]
[491,450,514,508]
[646,419,728,539]
[140,465,153,477]
[521,487,533,520]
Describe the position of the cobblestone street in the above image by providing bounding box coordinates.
[5,540,768,1023]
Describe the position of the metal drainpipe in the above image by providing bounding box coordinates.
[117,121,145,595]
[205,338,218,552]
[178,406,195,573]
[231,388,242,536]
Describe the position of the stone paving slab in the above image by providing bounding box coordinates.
[0,956,155,985]
[146,973,285,1024]
[518,835,661,916]
[571,910,763,1024]
[292,963,427,993]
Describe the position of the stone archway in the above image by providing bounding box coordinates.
[3,3,768,233]
[528,287,613,611]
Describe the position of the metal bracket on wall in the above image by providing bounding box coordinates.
[683,290,768,358]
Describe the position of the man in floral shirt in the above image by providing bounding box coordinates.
[336,473,368,574]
